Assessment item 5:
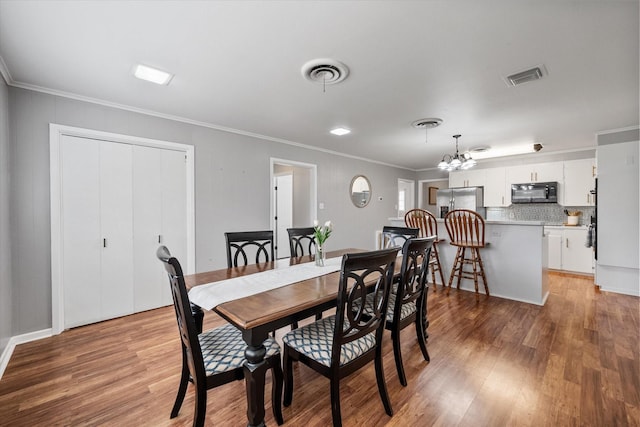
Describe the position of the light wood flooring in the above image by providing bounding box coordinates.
[1,272,638,426]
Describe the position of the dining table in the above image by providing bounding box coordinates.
[184,248,364,427]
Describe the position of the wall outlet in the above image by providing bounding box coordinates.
[319,202,325,210]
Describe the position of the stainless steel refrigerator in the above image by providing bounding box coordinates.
[436,187,485,218]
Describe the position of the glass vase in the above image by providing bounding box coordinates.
[315,245,325,267]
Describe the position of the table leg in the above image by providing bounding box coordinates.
[244,338,268,427]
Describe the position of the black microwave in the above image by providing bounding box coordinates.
[511,182,558,204]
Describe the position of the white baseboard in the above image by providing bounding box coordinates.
[0,329,52,380]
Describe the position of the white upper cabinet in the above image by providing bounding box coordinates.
[483,168,509,207]
[449,169,485,188]
[562,158,596,206]
[506,162,564,184]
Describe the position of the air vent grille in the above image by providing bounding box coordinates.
[506,66,544,86]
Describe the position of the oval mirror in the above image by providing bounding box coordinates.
[350,175,372,208]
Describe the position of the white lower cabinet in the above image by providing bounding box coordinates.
[544,226,594,274]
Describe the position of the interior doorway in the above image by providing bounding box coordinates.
[397,179,415,218]
[270,158,317,259]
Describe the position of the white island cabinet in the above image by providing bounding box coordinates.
[436,220,549,305]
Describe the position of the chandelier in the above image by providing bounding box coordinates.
[437,134,476,171]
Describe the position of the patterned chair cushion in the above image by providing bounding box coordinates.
[362,292,416,322]
[199,323,280,375]
[282,315,376,367]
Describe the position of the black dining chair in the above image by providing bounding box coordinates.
[156,246,284,427]
[362,237,435,386]
[225,230,275,268]
[381,225,419,249]
[287,227,316,257]
[286,226,322,328]
[282,247,400,427]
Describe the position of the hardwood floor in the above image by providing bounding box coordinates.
[1,272,638,426]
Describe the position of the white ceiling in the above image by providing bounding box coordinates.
[0,1,638,170]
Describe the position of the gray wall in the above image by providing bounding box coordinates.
[8,87,415,335]
[0,75,11,352]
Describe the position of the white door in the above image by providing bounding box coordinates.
[132,146,187,311]
[58,134,188,329]
[398,179,415,217]
[61,135,134,328]
[275,174,293,258]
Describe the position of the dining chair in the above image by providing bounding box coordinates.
[225,230,275,268]
[287,226,322,327]
[156,246,284,427]
[381,225,419,249]
[404,208,447,290]
[362,237,435,386]
[444,209,489,296]
[282,247,400,427]
[287,227,316,257]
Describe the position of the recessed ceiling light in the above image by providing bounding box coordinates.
[134,64,173,85]
[330,127,351,136]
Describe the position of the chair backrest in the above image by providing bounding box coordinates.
[287,227,316,257]
[225,230,275,267]
[444,209,485,246]
[393,237,435,323]
[332,247,399,365]
[381,225,419,249]
[404,208,439,239]
[156,246,206,384]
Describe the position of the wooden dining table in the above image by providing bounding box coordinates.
[184,248,363,427]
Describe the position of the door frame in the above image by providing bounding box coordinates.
[269,158,317,257]
[49,124,195,334]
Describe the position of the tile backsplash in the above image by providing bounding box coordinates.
[486,204,595,225]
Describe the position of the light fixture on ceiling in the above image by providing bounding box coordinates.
[412,118,443,144]
[330,127,351,136]
[437,134,476,172]
[468,143,543,160]
[133,64,173,85]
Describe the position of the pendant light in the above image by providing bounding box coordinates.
[437,134,476,171]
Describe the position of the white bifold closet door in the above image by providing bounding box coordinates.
[60,135,186,329]
[133,145,187,311]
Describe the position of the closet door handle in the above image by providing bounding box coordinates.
[103,238,107,248]
[158,235,162,244]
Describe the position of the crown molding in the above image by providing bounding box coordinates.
[0,55,12,85]
[1,61,412,172]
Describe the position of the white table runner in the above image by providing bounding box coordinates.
[188,257,343,310]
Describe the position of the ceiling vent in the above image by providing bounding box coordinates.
[505,66,545,87]
[411,118,443,129]
[301,58,349,85]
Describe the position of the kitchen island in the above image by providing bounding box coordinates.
[388,218,549,305]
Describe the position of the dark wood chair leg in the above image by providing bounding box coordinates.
[193,380,207,427]
[269,355,284,425]
[415,305,430,363]
[330,376,343,427]
[374,345,393,417]
[283,347,294,407]
[170,345,190,418]
[476,248,489,295]
[291,321,299,330]
[391,329,407,386]
[315,312,323,321]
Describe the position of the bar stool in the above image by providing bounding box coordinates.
[444,209,489,296]
[404,208,447,291]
